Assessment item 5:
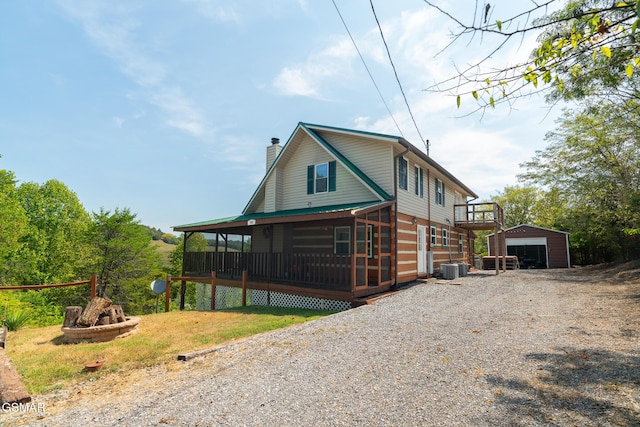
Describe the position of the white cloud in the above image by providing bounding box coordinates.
[58,0,206,137]
[181,0,241,24]
[272,38,357,98]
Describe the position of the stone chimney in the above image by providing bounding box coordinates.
[266,137,282,171]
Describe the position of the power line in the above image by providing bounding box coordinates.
[368,0,428,149]
[330,0,404,137]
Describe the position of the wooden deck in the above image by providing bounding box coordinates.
[454,202,504,230]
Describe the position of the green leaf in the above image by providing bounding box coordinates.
[601,46,611,58]
[626,62,634,78]
[485,78,491,86]
[472,91,479,100]
[496,20,502,31]
[489,97,495,108]
[456,95,461,108]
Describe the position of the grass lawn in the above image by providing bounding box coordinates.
[5,306,333,395]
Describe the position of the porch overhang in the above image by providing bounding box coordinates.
[173,200,394,235]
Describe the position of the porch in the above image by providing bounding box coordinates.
[174,201,396,305]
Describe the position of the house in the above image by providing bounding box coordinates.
[487,224,571,269]
[173,122,503,310]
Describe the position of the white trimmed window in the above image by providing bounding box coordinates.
[399,157,408,190]
[307,161,336,194]
[458,233,463,253]
[430,225,437,246]
[435,178,445,206]
[414,166,423,197]
[442,227,449,247]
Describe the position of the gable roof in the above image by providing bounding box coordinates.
[242,122,394,214]
[304,122,478,199]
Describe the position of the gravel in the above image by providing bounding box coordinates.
[5,267,639,426]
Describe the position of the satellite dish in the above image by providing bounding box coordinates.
[150,279,166,294]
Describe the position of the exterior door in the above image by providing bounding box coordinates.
[417,225,427,274]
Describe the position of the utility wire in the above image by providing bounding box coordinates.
[331,0,404,137]
[368,0,428,148]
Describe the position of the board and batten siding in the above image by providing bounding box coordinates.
[316,131,395,196]
[280,134,380,211]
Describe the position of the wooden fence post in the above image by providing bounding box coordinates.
[242,270,247,307]
[90,274,97,299]
[210,271,216,311]
[165,274,171,313]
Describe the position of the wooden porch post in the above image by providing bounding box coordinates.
[90,274,97,299]
[494,227,500,275]
[242,270,247,306]
[210,271,216,311]
[165,274,171,313]
[502,231,507,272]
[179,280,186,311]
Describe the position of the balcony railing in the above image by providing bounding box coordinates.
[183,251,352,291]
[454,202,504,229]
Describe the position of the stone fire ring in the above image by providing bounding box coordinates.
[61,317,140,344]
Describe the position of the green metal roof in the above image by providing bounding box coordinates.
[173,200,387,230]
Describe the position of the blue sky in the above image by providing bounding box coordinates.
[1,1,560,233]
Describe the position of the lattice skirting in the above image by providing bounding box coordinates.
[195,284,351,312]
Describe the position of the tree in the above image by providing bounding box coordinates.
[423,0,640,110]
[490,185,542,228]
[0,169,28,284]
[84,208,162,304]
[14,179,91,284]
[519,101,640,261]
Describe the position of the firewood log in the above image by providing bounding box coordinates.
[77,297,112,327]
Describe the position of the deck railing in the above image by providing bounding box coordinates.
[183,252,352,291]
[454,202,504,228]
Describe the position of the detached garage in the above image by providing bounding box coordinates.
[488,225,571,269]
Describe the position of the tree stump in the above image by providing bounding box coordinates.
[77,297,112,327]
[112,305,126,323]
[63,306,83,328]
[107,307,118,324]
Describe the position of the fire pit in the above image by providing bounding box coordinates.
[61,297,140,344]
[62,317,140,344]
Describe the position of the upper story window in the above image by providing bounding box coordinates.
[307,161,336,194]
[435,178,445,206]
[398,157,408,191]
[414,166,423,197]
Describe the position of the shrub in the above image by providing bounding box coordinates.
[3,310,32,331]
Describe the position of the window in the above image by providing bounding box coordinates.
[399,157,408,190]
[334,226,351,254]
[435,178,445,206]
[414,166,423,197]
[430,226,437,246]
[307,161,336,194]
[442,227,449,247]
[458,233,464,253]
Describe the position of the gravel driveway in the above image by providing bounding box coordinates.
[6,267,640,426]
